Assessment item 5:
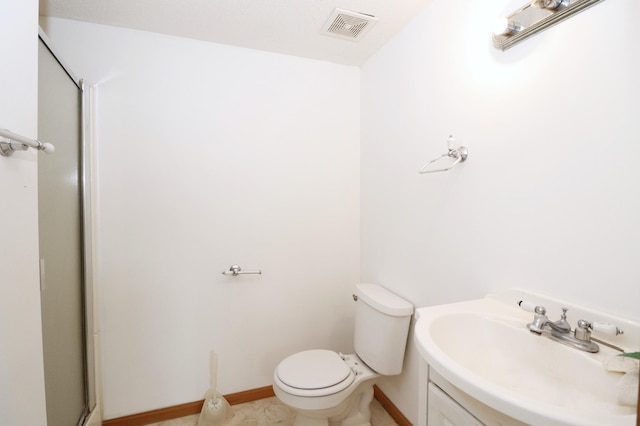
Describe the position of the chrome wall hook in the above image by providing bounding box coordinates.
[418,135,469,174]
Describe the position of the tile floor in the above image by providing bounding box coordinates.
[148,396,398,426]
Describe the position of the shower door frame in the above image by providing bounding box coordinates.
[38,28,97,425]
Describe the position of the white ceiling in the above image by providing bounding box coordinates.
[39,0,432,67]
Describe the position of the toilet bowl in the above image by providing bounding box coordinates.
[272,284,413,426]
[273,350,379,425]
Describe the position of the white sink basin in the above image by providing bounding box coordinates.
[414,291,639,426]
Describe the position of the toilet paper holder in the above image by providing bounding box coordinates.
[221,264,262,276]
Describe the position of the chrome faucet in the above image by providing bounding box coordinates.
[518,301,625,353]
[528,306,572,335]
[522,304,601,353]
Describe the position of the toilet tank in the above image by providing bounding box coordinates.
[353,283,414,375]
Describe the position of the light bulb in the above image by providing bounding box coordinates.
[531,0,564,9]
[492,18,522,36]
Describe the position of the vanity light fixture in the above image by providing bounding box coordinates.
[492,0,607,51]
[531,0,569,10]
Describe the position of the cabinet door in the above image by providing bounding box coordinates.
[428,383,484,426]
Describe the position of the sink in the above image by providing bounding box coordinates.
[414,291,639,426]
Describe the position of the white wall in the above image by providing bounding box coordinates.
[41,0,640,422]
[0,1,48,425]
[361,0,640,423]
[41,18,361,420]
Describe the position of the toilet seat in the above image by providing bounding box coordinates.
[275,349,356,397]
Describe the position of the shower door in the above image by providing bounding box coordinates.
[38,35,90,426]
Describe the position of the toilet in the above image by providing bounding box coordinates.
[273,283,414,426]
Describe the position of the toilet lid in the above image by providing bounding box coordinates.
[276,350,352,390]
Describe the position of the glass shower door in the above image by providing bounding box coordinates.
[38,37,88,426]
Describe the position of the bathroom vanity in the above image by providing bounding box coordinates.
[414,289,639,426]
[421,363,526,426]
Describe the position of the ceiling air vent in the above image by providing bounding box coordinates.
[321,8,378,41]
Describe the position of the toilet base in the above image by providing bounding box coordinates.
[291,384,375,426]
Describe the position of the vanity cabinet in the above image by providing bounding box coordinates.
[428,383,483,426]
[420,361,527,426]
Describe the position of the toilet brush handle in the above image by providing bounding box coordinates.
[210,351,218,395]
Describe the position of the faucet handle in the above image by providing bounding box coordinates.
[575,320,592,342]
[575,319,624,338]
[591,321,624,336]
[517,300,549,317]
[517,300,537,312]
[534,305,546,315]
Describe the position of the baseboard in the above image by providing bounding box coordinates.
[102,386,274,426]
[224,385,275,405]
[102,384,410,426]
[373,385,413,426]
[102,399,204,426]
